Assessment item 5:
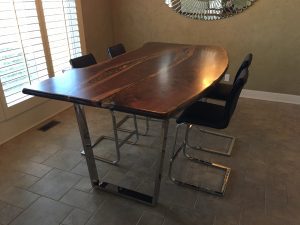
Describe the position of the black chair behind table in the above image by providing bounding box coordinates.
[69,53,139,165]
[169,68,249,196]
[107,43,126,58]
[107,43,151,136]
[206,53,253,101]
[195,53,253,156]
[69,53,97,68]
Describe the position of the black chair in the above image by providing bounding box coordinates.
[205,53,253,101]
[194,53,253,156]
[107,43,151,136]
[169,68,249,196]
[69,53,139,165]
[69,53,97,68]
[107,43,126,58]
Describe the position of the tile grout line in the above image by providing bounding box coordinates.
[7,196,41,225]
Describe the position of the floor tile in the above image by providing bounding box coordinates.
[137,211,164,225]
[0,170,39,189]
[61,208,92,225]
[43,150,82,171]
[86,198,143,225]
[70,159,110,179]
[0,187,39,209]
[73,177,93,193]
[163,205,215,225]
[29,169,81,200]
[60,189,105,213]
[14,160,52,178]
[0,200,23,225]
[10,197,72,225]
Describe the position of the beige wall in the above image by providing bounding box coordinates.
[111,0,300,95]
[81,0,114,61]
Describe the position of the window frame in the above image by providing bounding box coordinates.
[0,86,6,122]
[0,0,86,120]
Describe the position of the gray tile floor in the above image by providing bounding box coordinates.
[0,98,300,225]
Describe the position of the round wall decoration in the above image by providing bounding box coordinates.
[164,0,257,20]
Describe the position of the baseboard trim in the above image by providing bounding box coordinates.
[241,89,300,105]
[0,104,72,146]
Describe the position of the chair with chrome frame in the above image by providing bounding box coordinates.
[169,68,249,196]
[70,53,139,165]
[206,53,253,101]
[107,43,151,135]
[195,53,253,156]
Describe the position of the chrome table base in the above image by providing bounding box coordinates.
[74,104,169,205]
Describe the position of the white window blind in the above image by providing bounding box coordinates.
[0,0,48,107]
[0,0,82,108]
[42,0,82,76]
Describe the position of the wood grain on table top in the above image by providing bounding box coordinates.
[23,42,228,118]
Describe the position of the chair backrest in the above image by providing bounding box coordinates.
[224,68,248,126]
[107,43,126,59]
[234,53,253,83]
[69,53,97,68]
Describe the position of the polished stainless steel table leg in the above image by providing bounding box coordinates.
[74,104,99,186]
[74,103,169,205]
[153,120,169,204]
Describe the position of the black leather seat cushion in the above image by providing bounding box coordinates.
[176,101,228,129]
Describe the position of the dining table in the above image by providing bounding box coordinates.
[23,42,229,205]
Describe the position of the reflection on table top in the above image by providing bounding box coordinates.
[23,42,228,119]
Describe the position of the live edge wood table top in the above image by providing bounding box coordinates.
[23,42,229,119]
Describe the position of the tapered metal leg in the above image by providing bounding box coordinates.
[169,123,231,196]
[186,125,235,156]
[74,104,99,186]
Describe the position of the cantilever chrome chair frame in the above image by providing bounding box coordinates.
[169,123,231,196]
[169,68,249,196]
[196,53,252,157]
[80,109,139,165]
[186,124,235,156]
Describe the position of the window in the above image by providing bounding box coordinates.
[42,0,82,75]
[0,0,83,113]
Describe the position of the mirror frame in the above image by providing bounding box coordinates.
[165,0,257,20]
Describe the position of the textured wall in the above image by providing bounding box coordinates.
[111,0,300,95]
[81,0,114,61]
